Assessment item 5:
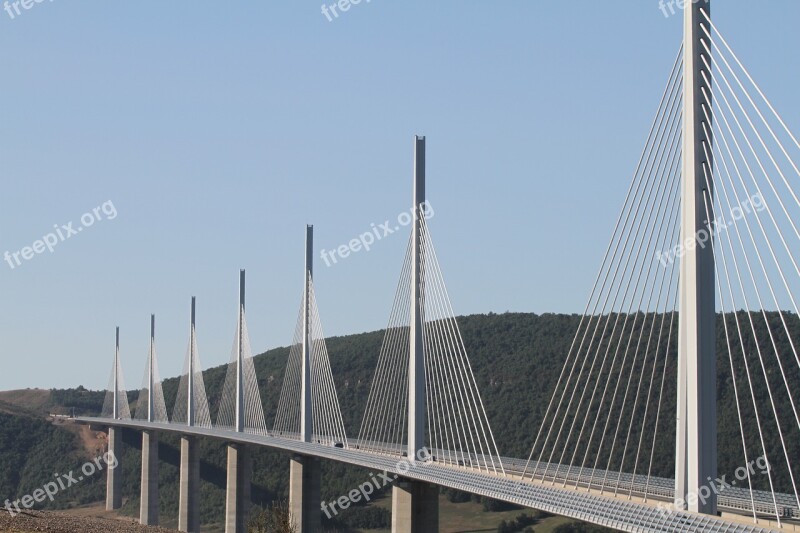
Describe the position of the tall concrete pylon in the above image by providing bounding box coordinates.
[140,315,160,526]
[675,0,717,516]
[226,271,251,533]
[147,314,155,423]
[394,136,439,533]
[188,298,196,427]
[408,135,426,460]
[301,225,313,443]
[290,225,322,533]
[235,270,245,433]
[179,297,201,533]
[106,327,123,511]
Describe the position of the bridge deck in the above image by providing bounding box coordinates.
[76,417,790,533]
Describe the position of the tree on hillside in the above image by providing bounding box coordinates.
[248,501,296,533]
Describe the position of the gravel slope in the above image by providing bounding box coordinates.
[0,509,177,532]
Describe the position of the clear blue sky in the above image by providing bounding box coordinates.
[1,2,799,391]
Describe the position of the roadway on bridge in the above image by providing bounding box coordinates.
[77,417,787,533]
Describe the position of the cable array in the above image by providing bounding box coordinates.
[357,236,412,455]
[419,215,505,474]
[695,9,800,524]
[134,342,169,423]
[171,332,213,428]
[273,293,304,438]
[358,222,505,475]
[523,46,684,498]
[273,277,348,445]
[216,312,268,435]
[101,351,132,420]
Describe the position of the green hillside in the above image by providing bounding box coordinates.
[1,311,797,531]
[0,412,107,510]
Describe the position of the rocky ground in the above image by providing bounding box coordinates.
[0,509,177,532]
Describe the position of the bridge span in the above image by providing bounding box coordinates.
[76,2,800,531]
[75,417,788,533]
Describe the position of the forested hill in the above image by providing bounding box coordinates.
[160,312,585,461]
[55,310,800,494]
[3,311,797,528]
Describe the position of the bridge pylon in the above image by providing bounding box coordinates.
[178,297,205,533]
[140,315,160,526]
[675,0,717,516]
[394,135,440,533]
[408,135,426,461]
[235,270,245,433]
[105,327,124,512]
[289,225,322,533]
[225,271,254,533]
[301,225,313,443]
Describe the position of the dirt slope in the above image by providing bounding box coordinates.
[0,509,177,532]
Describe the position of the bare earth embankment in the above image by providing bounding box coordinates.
[0,508,177,533]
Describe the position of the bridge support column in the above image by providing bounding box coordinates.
[391,480,438,533]
[179,436,200,533]
[289,455,321,532]
[225,443,251,533]
[676,0,717,516]
[106,427,122,510]
[408,135,426,460]
[140,430,159,526]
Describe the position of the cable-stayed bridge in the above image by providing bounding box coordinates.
[77,3,800,532]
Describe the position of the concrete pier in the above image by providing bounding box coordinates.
[106,427,122,510]
[179,436,200,533]
[391,480,439,533]
[289,455,321,532]
[140,430,159,525]
[225,443,252,533]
